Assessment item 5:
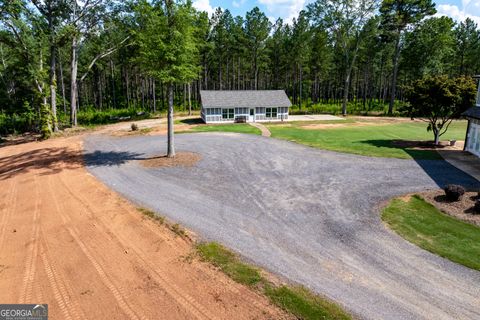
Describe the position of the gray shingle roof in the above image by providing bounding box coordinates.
[200,90,292,108]
[463,106,480,120]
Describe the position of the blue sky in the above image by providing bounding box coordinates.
[192,0,480,25]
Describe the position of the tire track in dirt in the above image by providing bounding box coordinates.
[46,176,146,320]
[0,178,18,251]
[57,173,218,320]
[19,175,41,304]
[39,228,85,320]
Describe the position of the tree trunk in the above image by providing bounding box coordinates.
[110,58,116,109]
[153,79,156,113]
[388,35,401,115]
[342,47,360,116]
[49,41,58,131]
[434,129,440,145]
[188,82,192,116]
[167,83,175,158]
[342,72,350,116]
[70,36,78,126]
[58,51,67,114]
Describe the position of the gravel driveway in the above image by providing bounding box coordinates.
[84,133,480,320]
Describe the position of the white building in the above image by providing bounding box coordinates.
[200,90,291,123]
[463,75,480,157]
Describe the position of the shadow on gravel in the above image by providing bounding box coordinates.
[0,147,143,180]
[360,139,479,190]
[83,150,144,167]
[413,158,479,190]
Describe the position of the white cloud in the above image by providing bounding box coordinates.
[258,0,307,24]
[193,0,216,16]
[436,3,480,25]
[232,0,246,8]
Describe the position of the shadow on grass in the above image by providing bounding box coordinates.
[177,118,203,125]
[359,139,442,160]
[360,139,479,190]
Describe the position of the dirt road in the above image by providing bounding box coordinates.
[0,136,289,319]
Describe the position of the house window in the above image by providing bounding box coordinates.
[222,108,234,119]
[206,108,221,115]
[266,108,277,118]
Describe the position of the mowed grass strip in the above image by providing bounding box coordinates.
[265,285,351,320]
[196,242,352,320]
[189,123,261,135]
[267,120,467,159]
[196,242,262,286]
[382,195,480,271]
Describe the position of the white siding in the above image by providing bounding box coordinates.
[476,83,480,107]
[467,119,480,157]
[203,106,289,123]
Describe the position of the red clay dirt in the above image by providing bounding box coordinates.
[0,136,290,319]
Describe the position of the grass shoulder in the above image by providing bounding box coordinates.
[188,123,262,135]
[196,242,352,320]
[382,195,480,271]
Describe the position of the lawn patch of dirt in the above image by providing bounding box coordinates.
[392,140,464,151]
[300,121,380,130]
[138,151,201,168]
[420,189,480,226]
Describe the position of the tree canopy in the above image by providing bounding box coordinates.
[1,0,480,137]
[405,75,476,144]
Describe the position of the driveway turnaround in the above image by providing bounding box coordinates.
[84,133,480,320]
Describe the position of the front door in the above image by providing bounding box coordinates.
[249,108,255,122]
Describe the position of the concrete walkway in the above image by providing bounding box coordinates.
[84,133,479,320]
[249,122,271,137]
[438,149,480,183]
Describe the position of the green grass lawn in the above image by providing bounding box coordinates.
[267,120,467,159]
[197,242,351,320]
[189,123,261,135]
[382,195,480,271]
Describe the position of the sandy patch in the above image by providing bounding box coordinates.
[301,122,381,130]
[398,194,413,202]
[109,123,194,137]
[138,152,201,168]
[420,189,480,226]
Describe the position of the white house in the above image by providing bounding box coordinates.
[463,75,480,157]
[200,90,291,123]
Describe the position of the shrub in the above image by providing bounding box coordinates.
[131,123,139,131]
[474,201,480,214]
[444,184,465,201]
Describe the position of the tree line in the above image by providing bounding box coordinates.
[0,0,479,138]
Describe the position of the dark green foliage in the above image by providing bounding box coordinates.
[444,184,466,201]
[405,75,476,144]
[474,200,480,214]
[1,0,480,137]
[74,108,151,126]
